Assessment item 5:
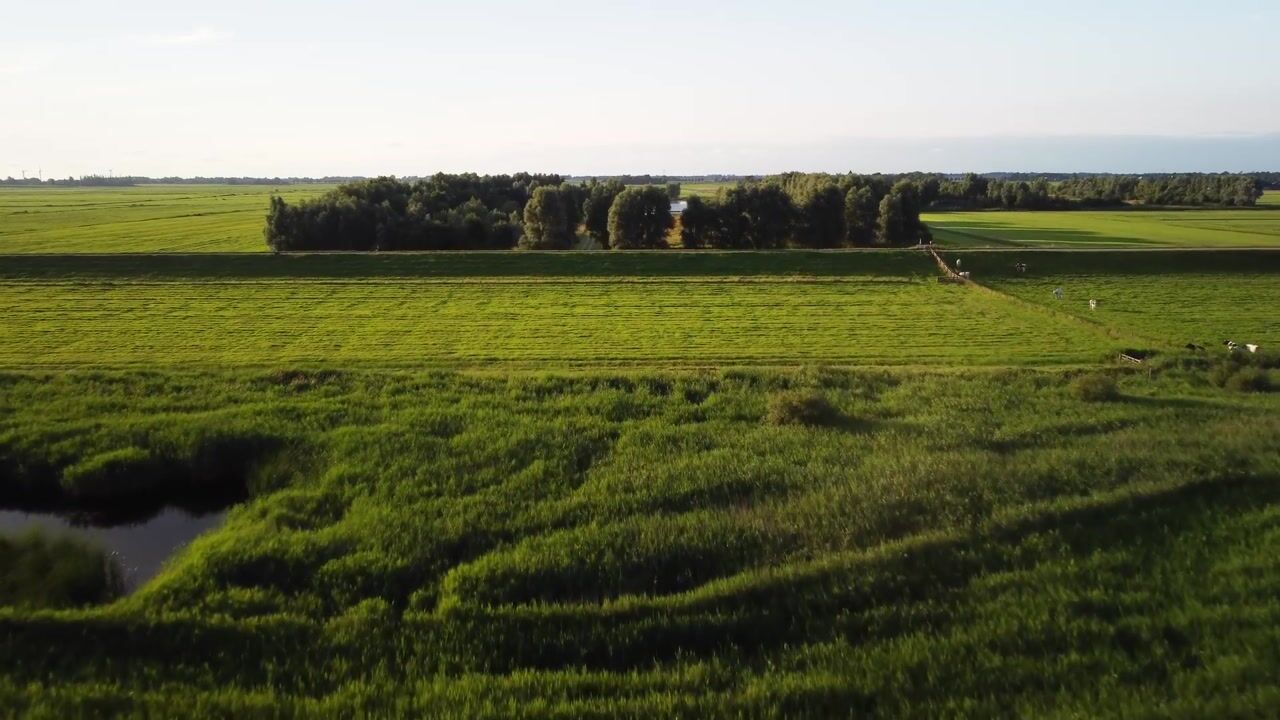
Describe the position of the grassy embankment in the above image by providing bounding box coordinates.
[946,250,1280,350]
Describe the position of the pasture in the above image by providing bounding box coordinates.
[924,208,1280,248]
[0,184,329,253]
[0,252,1118,368]
[2,220,1279,715]
[948,250,1280,351]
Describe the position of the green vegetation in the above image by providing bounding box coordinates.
[4,188,1280,714]
[0,252,1129,368]
[1070,372,1120,402]
[0,366,1277,716]
[0,185,329,253]
[268,174,929,252]
[925,208,1280,248]
[949,250,1280,349]
[764,389,844,426]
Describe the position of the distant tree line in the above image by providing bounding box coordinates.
[920,172,1265,209]
[0,175,365,187]
[263,173,932,252]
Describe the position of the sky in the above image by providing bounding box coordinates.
[3,0,1279,177]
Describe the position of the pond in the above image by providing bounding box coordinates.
[0,506,228,593]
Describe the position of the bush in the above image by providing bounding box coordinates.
[765,391,843,427]
[1224,367,1272,393]
[1070,373,1119,402]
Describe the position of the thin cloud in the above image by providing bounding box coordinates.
[142,27,230,46]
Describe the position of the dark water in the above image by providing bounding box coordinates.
[0,507,227,593]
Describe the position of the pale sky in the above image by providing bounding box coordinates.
[3,0,1279,177]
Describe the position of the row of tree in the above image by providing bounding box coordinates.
[0,175,365,186]
[922,172,1264,209]
[264,173,931,252]
[680,174,927,248]
[264,174,565,251]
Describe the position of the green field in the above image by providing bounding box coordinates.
[0,185,329,253]
[679,181,738,198]
[3,201,1280,716]
[1260,189,1280,206]
[0,253,1120,368]
[948,251,1280,350]
[2,365,1278,716]
[924,207,1280,248]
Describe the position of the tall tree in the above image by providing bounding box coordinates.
[582,179,625,247]
[679,196,720,249]
[720,185,794,249]
[843,186,879,246]
[607,187,673,249]
[793,183,846,248]
[520,186,572,250]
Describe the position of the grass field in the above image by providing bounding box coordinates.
[947,251,1280,351]
[3,199,1280,716]
[1260,189,1280,206]
[1,366,1277,716]
[924,208,1280,248]
[679,181,738,198]
[0,252,1122,368]
[0,185,329,253]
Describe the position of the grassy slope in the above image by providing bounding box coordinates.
[945,250,1280,350]
[0,252,1122,368]
[924,208,1280,248]
[0,368,1277,716]
[0,185,330,253]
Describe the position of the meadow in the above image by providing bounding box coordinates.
[3,194,1280,715]
[0,252,1121,369]
[0,185,329,253]
[923,207,1280,248]
[1,364,1278,717]
[948,250,1280,351]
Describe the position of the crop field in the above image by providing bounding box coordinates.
[1261,189,1280,206]
[0,184,330,253]
[0,253,1119,368]
[924,208,1280,248]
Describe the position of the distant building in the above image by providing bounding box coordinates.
[669,201,688,215]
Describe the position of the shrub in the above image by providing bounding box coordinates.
[1070,373,1119,402]
[1224,367,1272,393]
[765,391,843,427]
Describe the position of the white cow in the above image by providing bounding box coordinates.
[1089,299,1098,311]
[1053,288,1064,300]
